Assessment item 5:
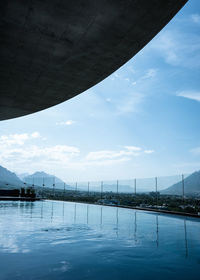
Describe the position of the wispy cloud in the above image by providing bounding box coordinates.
[129,68,157,87]
[124,146,142,152]
[144,150,154,154]
[177,91,200,102]
[190,146,200,155]
[116,92,144,115]
[114,72,120,78]
[110,67,156,85]
[56,120,76,126]
[83,157,130,167]
[142,68,157,79]
[86,148,139,161]
[86,146,152,162]
[191,14,200,24]
[149,30,200,68]
[150,31,179,65]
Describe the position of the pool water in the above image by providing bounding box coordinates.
[0,200,199,280]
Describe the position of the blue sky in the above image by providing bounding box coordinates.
[0,0,200,181]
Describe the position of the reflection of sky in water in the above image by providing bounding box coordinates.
[0,200,199,280]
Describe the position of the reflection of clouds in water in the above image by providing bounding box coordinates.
[0,234,30,253]
[0,201,199,280]
[52,261,71,272]
[0,201,198,260]
[120,239,140,248]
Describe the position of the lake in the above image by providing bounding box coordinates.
[0,200,199,280]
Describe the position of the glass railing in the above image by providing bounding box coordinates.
[15,172,200,215]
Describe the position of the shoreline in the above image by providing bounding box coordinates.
[1,197,199,218]
[46,199,200,219]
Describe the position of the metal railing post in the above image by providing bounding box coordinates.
[53,176,55,197]
[134,178,136,195]
[42,177,45,198]
[155,177,158,207]
[64,182,66,196]
[182,174,185,208]
[23,182,26,197]
[101,181,103,200]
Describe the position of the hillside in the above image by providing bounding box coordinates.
[0,165,23,188]
[24,171,73,190]
[162,171,200,195]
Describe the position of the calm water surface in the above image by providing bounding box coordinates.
[0,200,199,280]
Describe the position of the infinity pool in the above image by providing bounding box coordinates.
[0,200,199,280]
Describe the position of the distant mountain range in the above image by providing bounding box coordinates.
[24,171,70,189]
[161,171,200,195]
[75,182,134,193]
[17,172,29,180]
[0,164,200,195]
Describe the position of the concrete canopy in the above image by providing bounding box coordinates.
[0,0,187,120]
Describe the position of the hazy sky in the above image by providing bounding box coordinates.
[0,0,200,182]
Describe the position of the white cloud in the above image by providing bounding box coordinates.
[31,132,40,138]
[86,146,147,162]
[0,144,80,172]
[177,91,200,102]
[56,120,75,126]
[86,150,131,161]
[0,132,80,173]
[0,131,154,176]
[85,147,140,167]
[191,14,200,24]
[124,146,141,152]
[114,72,120,78]
[65,120,75,125]
[144,150,154,154]
[0,132,40,146]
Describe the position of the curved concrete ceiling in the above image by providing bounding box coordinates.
[0,0,187,120]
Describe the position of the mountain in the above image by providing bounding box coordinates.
[0,165,23,188]
[101,183,134,193]
[24,171,73,190]
[23,172,134,192]
[162,171,200,195]
[75,182,134,193]
[17,172,30,180]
